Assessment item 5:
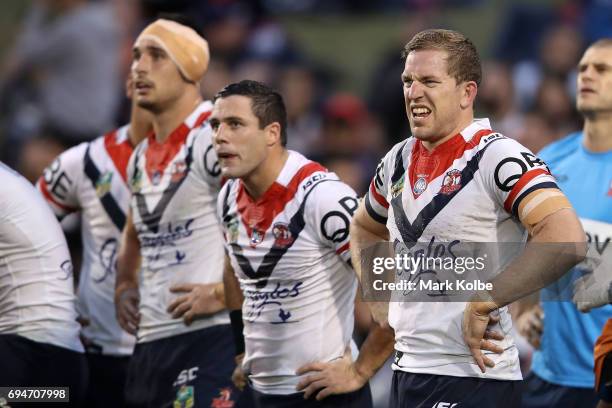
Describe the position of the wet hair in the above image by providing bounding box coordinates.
[214,80,288,146]
[402,29,482,86]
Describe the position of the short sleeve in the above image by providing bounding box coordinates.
[36,143,87,218]
[364,156,391,225]
[191,123,223,192]
[305,178,359,264]
[479,137,560,220]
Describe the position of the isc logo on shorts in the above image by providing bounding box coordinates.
[432,402,458,408]
[173,366,199,387]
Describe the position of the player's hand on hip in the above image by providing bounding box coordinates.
[295,348,367,401]
[232,353,247,391]
[516,304,543,349]
[167,282,224,325]
[462,301,505,373]
[115,286,140,335]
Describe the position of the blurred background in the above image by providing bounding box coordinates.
[0,0,609,406]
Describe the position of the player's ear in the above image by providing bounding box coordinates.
[460,81,478,109]
[264,122,282,147]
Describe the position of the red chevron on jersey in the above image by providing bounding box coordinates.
[104,129,133,183]
[236,162,326,247]
[408,129,493,198]
[144,111,211,184]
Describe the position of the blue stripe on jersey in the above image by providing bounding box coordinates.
[133,139,194,234]
[227,179,340,289]
[83,146,126,231]
[391,139,409,185]
[390,137,503,245]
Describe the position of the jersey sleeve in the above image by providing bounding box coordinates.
[36,143,87,218]
[191,123,223,192]
[305,177,359,264]
[364,151,393,225]
[479,136,572,227]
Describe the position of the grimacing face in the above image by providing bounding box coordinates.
[210,95,270,179]
[131,38,189,113]
[402,49,470,144]
[576,45,612,116]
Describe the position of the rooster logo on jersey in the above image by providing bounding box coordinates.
[272,222,294,248]
[439,169,462,195]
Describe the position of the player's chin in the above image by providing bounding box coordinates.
[576,102,598,115]
[410,128,431,141]
[220,166,242,180]
[135,97,156,110]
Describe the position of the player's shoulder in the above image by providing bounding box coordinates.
[62,139,91,160]
[384,138,414,162]
[286,152,356,207]
[188,101,215,137]
[537,132,582,164]
[46,140,91,181]
[284,151,334,197]
[374,138,414,184]
[100,124,130,147]
[0,161,22,182]
[474,130,532,161]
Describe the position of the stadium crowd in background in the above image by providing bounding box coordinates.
[2,0,611,194]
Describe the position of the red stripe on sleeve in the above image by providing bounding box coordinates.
[336,242,350,255]
[369,181,389,209]
[38,178,78,213]
[503,168,549,213]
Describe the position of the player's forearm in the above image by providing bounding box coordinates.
[350,217,390,323]
[479,209,586,311]
[116,222,141,291]
[353,322,395,381]
[349,215,388,284]
[223,256,244,311]
[116,248,140,291]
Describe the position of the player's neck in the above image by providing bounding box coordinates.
[128,105,152,147]
[421,115,473,151]
[243,149,289,200]
[583,114,612,152]
[152,94,202,143]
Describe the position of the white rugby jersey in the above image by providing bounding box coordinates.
[219,150,359,395]
[365,118,558,381]
[37,125,136,355]
[127,101,228,343]
[0,163,83,353]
